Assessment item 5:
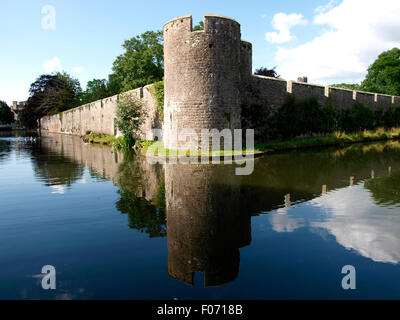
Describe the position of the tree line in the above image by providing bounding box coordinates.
[19,30,164,129]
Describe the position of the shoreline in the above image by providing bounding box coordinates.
[141,127,400,158]
[68,127,400,158]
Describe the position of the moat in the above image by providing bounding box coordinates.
[1,130,400,299]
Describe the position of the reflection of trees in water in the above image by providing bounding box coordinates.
[115,184,166,238]
[365,171,400,206]
[115,157,166,237]
[31,142,84,187]
[241,141,400,205]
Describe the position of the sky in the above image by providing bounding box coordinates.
[1,0,400,105]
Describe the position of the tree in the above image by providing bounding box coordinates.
[254,67,280,78]
[112,30,164,92]
[107,74,122,96]
[115,93,146,147]
[330,83,361,90]
[361,48,400,96]
[193,21,204,31]
[0,101,15,124]
[20,73,82,129]
[80,79,109,104]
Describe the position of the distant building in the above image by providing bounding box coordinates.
[11,101,26,121]
[297,76,308,83]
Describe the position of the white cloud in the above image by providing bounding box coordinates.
[72,66,84,73]
[265,13,308,44]
[273,0,400,84]
[314,0,339,14]
[43,57,62,73]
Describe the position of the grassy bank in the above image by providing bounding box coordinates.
[140,127,400,156]
[82,132,121,146]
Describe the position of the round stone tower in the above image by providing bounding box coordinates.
[163,14,244,151]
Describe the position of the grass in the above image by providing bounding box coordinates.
[255,127,400,153]
[81,127,400,156]
[82,131,121,146]
[139,127,400,157]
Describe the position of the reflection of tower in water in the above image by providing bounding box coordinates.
[165,163,251,287]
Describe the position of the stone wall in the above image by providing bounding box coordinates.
[40,84,162,141]
[245,77,400,113]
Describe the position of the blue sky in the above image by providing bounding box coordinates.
[1,0,400,105]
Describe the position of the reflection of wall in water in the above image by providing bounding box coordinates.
[165,163,251,287]
[39,132,163,203]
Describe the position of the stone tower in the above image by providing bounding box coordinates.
[163,14,252,151]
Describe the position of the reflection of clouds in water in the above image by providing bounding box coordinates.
[50,185,66,194]
[268,184,400,264]
[77,177,87,184]
[269,207,305,233]
[310,184,400,264]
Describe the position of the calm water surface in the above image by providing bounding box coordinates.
[1,131,400,299]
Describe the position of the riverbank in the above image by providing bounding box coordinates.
[140,127,400,157]
[79,127,400,156]
[81,132,122,146]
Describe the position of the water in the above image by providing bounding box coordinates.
[1,131,400,300]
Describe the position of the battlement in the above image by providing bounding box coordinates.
[163,14,240,38]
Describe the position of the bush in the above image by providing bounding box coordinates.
[258,95,396,140]
[339,102,374,132]
[270,95,336,139]
[153,80,164,116]
[115,93,146,148]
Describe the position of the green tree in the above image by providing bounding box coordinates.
[330,83,361,90]
[361,48,400,96]
[0,101,15,124]
[80,79,109,104]
[115,93,146,147]
[193,21,204,31]
[112,30,164,91]
[20,73,82,129]
[107,73,122,96]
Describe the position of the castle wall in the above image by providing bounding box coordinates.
[393,96,400,108]
[247,78,400,115]
[354,91,377,110]
[376,94,393,110]
[40,84,162,140]
[288,80,328,107]
[327,87,355,111]
[250,76,288,111]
